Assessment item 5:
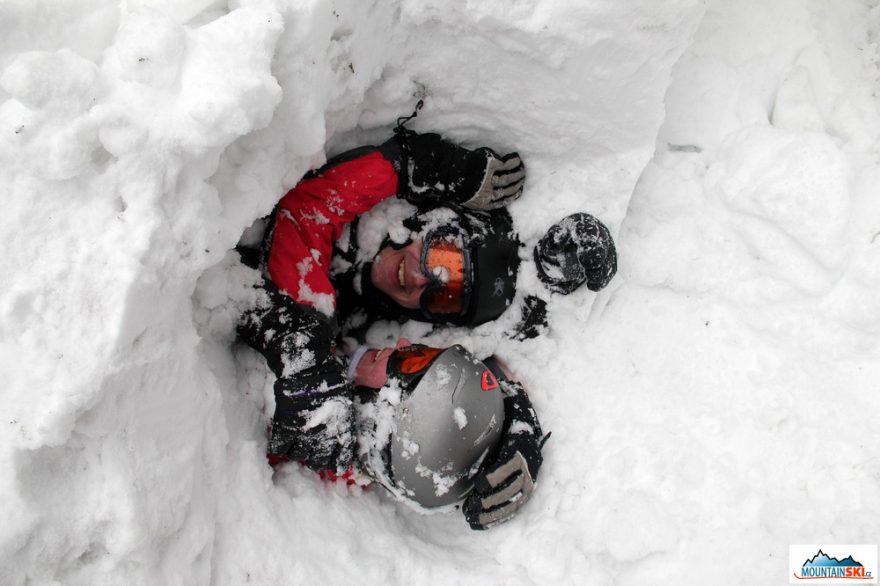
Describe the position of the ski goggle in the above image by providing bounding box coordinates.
[386,345,444,390]
[419,228,471,319]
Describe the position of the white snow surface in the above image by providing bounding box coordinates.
[2,0,879,584]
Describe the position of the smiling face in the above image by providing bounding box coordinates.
[370,239,431,309]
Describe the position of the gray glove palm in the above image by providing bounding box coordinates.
[460,150,526,210]
[463,441,539,529]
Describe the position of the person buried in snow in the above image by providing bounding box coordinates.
[353,342,547,530]
[238,126,528,334]
[238,127,543,529]
[236,126,615,528]
[241,280,547,530]
[237,125,619,340]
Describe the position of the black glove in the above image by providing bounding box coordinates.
[267,398,354,473]
[464,380,546,530]
[238,279,354,474]
[389,130,525,211]
[534,213,617,294]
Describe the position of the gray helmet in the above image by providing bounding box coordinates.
[358,345,505,509]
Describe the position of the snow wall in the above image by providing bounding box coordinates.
[2,0,879,584]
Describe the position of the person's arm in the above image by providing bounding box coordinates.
[267,149,400,307]
[381,129,526,211]
[463,357,548,530]
[266,130,525,305]
[238,279,354,473]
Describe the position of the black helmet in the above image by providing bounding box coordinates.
[356,345,505,508]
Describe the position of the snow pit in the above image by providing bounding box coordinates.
[1,0,878,584]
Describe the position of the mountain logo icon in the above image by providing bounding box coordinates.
[803,550,864,569]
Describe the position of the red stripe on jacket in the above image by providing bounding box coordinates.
[267,151,398,311]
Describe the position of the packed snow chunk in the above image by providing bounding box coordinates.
[0,99,42,159]
[281,347,315,379]
[0,50,108,180]
[352,197,419,265]
[453,406,467,430]
[177,7,283,143]
[304,397,349,436]
[399,432,419,459]
[0,1,120,71]
[415,462,460,498]
[127,0,227,25]
[432,264,451,285]
[103,15,187,89]
[0,176,139,450]
[660,55,745,153]
[708,126,851,270]
[1,49,105,113]
[602,491,679,563]
[771,65,826,133]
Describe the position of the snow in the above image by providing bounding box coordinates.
[453,406,467,430]
[415,462,459,498]
[2,0,879,585]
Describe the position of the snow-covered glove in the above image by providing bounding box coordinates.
[387,130,525,211]
[534,213,617,294]
[463,379,546,530]
[238,279,354,474]
[268,376,354,474]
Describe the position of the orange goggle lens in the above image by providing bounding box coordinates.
[421,234,468,316]
[389,345,444,376]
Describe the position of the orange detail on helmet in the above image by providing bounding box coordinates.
[392,346,444,375]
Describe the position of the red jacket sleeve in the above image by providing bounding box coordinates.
[267,150,399,313]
